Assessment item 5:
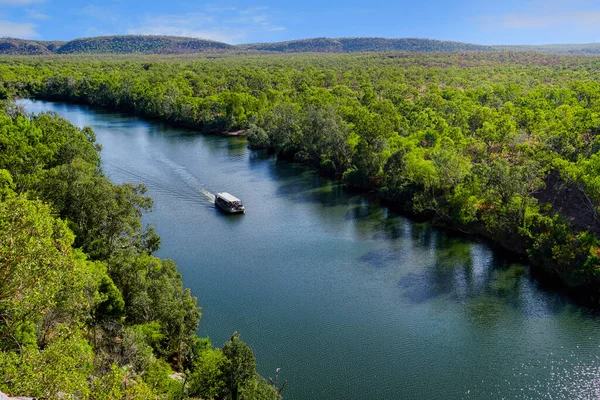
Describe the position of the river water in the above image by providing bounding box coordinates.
[25,99,600,399]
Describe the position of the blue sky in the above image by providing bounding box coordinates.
[2,0,600,45]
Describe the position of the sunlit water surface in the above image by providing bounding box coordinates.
[25,100,600,399]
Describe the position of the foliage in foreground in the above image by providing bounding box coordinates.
[0,105,280,399]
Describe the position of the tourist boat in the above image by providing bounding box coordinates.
[215,192,245,214]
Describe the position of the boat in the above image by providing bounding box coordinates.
[215,192,245,214]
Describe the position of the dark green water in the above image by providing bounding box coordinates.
[26,100,600,399]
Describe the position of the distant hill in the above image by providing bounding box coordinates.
[0,36,495,56]
[493,43,600,55]
[55,35,233,54]
[0,38,65,55]
[3,35,600,56]
[239,37,494,53]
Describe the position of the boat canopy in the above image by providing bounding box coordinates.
[216,192,241,203]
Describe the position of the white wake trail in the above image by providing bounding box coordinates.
[152,152,216,204]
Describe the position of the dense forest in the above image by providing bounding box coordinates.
[493,43,600,55]
[6,34,600,56]
[238,37,493,53]
[0,103,282,398]
[56,36,233,55]
[3,52,600,294]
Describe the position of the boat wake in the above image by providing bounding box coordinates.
[199,188,216,203]
[153,153,218,204]
[105,156,216,205]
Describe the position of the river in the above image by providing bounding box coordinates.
[25,99,600,399]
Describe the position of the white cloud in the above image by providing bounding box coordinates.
[127,6,285,44]
[204,5,237,13]
[482,10,600,30]
[0,0,44,4]
[26,9,49,20]
[74,5,120,24]
[0,19,37,37]
[128,25,243,44]
[71,3,284,44]
[126,13,236,42]
[479,1,600,33]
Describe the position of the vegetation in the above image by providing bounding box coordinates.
[7,34,600,56]
[239,37,493,53]
[6,34,600,56]
[0,102,281,399]
[55,36,233,55]
[0,36,232,56]
[3,52,600,292]
[0,35,493,56]
[493,43,600,54]
[0,39,64,55]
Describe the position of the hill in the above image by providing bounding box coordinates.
[0,36,494,56]
[0,38,65,55]
[5,35,600,55]
[239,37,494,53]
[55,35,233,54]
[494,43,600,54]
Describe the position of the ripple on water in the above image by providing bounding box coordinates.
[463,355,600,399]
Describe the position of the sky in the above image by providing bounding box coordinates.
[2,0,600,45]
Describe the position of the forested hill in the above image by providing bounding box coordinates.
[493,43,600,55]
[55,35,233,54]
[0,35,493,55]
[0,38,65,55]
[0,36,233,55]
[238,37,493,53]
[5,35,600,55]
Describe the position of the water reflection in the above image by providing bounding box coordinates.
[408,222,436,249]
[371,214,405,240]
[197,134,249,158]
[359,248,410,268]
[261,150,600,329]
[344,196,384,220]
[274,170,355,209]
[248,148,272,165]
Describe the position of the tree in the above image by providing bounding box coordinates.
[0,196,74,350]
[222,332,257,400]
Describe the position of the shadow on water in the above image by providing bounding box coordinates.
[371,213,406,241]
[410,235,486,295]
[213,207,246,224]
[395,233,478,304]
[393,225,594,322]
[134,119,248,158]
[248,148,273,165]
[408,222,436,249]
[359,248,410,268]
[344,193,385,220]
[201,135,248,158]
[273,171,355,208]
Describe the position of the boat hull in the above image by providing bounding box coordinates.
[215,202,245,214]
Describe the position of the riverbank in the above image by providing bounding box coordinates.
[26,95,249,137]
